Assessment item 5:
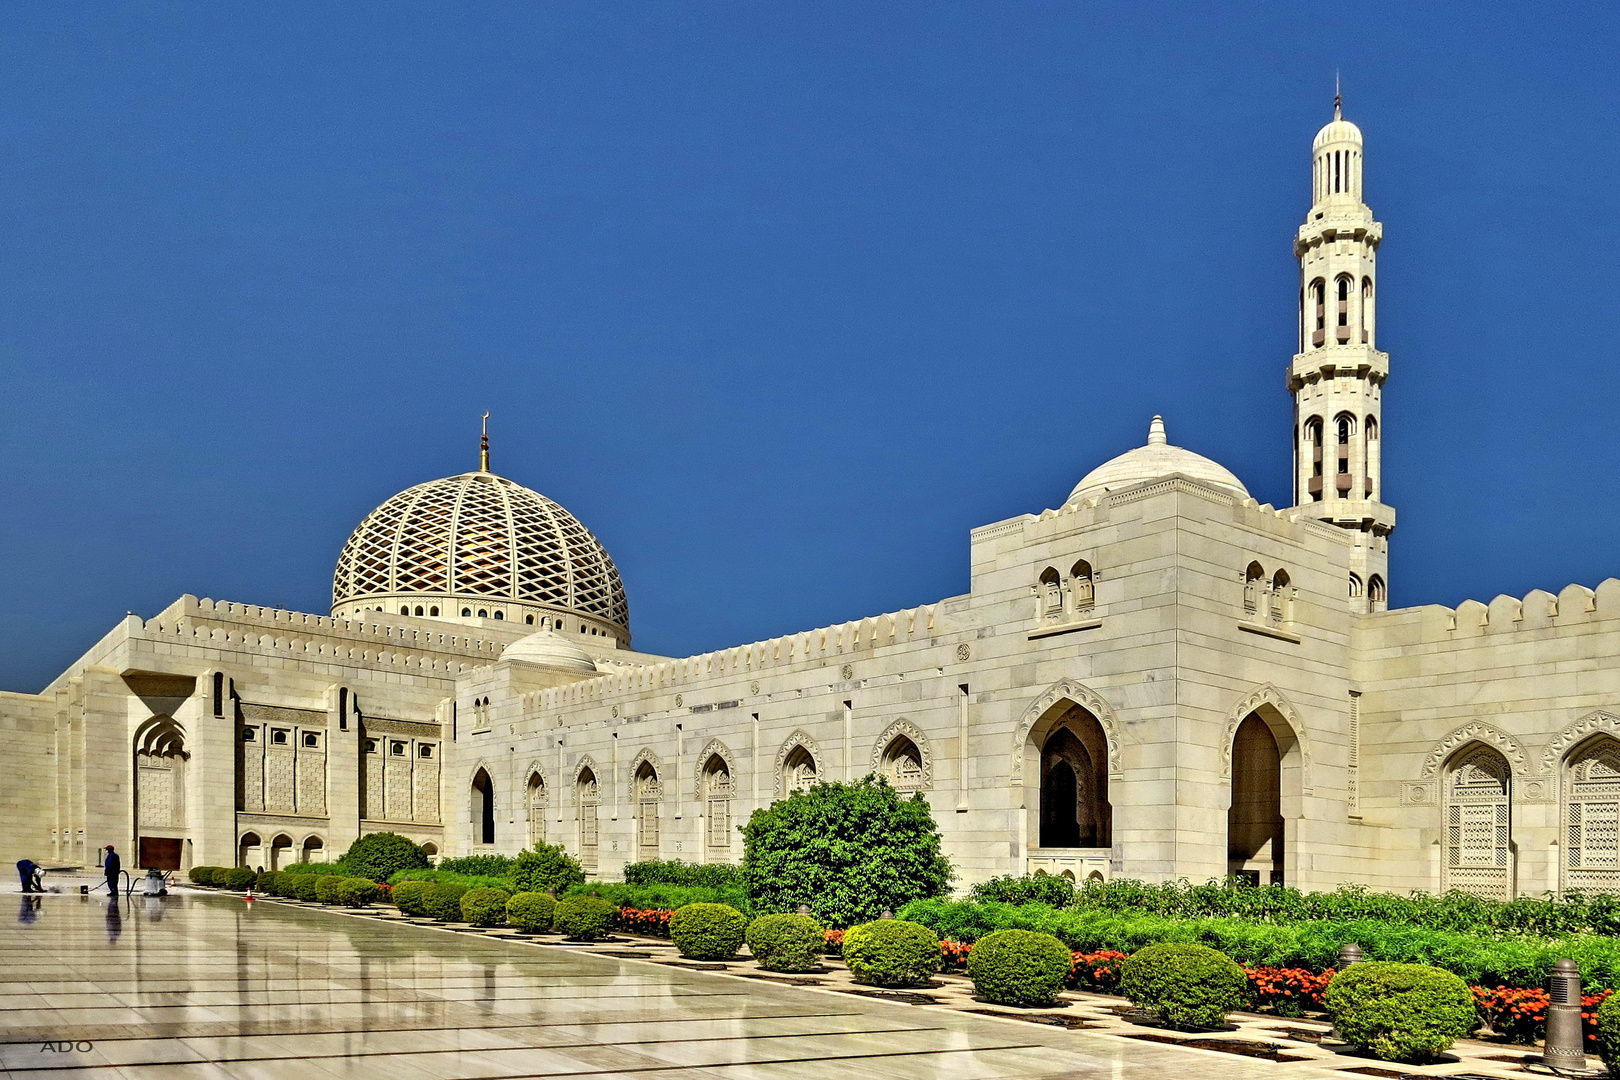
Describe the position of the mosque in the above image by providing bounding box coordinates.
[5,104,1620,901]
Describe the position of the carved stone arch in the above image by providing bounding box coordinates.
[523,760,549,789]
[134,714,189,758]
[1010,678,1122,778]
[870,718,933,789]
[774,730,823,796]
[1541,712,1620,774]
[1220,684,1311,785]
[629,747,662,777]
[694,738,736,796]
[573,754,601,803]
[1420,722,1531,779]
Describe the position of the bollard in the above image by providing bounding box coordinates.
[1543,959,1587,1072]
[879,909,894,920]
[798,905,812,916]
[1327,943,1363,1042]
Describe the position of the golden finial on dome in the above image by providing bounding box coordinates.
[479,412,491,472]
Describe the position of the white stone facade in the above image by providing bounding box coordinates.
[6,105,1620,899]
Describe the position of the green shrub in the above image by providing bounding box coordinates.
[507,892,556,932]
[290,873,321,902]
[388,868,512,891]
[970,874,1078,909]
[460,887,512,927]
[221,867,255,890]
[254,870,280,894]
[315,875,347,905]
[1596,990,1620,1075]
[842,919,942,987]
[423,883,470,921]
[337,832,431,882]
[1324,962,1475,1062]
[669,903,748,960]
[511,844,586,895]
[967,929,1072,1007]
[625,860,746,890]
[561,881,750,913]
[435,853,515,877]
[553,896,619,940]
[188,866,221,886]
[392,879,431,916]
[746,913,824,973]
[336,878,381,907]
[1121,942,1246,1030]
[741,777,953,927]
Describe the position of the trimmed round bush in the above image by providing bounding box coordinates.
[511,844,586,895]
[841,919,942,988]
[188,866,221,886]
[392,880,430,916]
[336,877,381,907]
[745,913,824,973]
[669,903,748,961]
[315,875,347,905]
[460,887,512,927]
[291,873,321,902]
[1120,942,1246,1030]
[423,883,471,922]
[967,929,1072,1007]
[1324,962,1475,1063]
[222,867,256,890]
[553,896,619,941]
[254,870,280,894]
[507,892,556,932]
[1596,988,1620,1075]
[338,832,431,882]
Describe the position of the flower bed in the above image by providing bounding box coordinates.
[1473,984,1612,1047]
[619,907,672,937]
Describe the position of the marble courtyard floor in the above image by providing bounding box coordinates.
[0,892,1385,1080]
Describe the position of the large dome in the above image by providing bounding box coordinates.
[332,468,629,641]
[1067,416,1249,506]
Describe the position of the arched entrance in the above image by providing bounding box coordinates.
[471,768,495,845]
[269,834,292,870]
[237,833,262,870]
[1227,712,1293,884]
[1022,695,1114,881]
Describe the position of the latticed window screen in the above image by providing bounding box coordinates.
[1444,748,1511,900]
[705,761,733,850]
[528,776,547,844]
[882,738,926,791]
[577,774,599,867]
[332,471,629,630]
[1567,742,1620,892]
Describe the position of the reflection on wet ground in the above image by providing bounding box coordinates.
[0,893,1352,1078]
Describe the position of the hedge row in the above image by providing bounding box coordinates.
[897,899,1620,992]
[968,876,1620,939]
[561,881,751,914]
[623,860,746,890]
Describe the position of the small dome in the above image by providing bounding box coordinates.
[1067,416,1249,505]
[499,630,598,673]
[1314,102,1363,150]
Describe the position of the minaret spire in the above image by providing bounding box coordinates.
[1334,72,1342,120]
[479,412,491,472]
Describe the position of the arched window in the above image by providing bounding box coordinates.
[1564,738,1620,893]
[1038,566,1063,623]
[471,768,495,845]
[1335,275,1352,342]
[702,755,734,855]
[783,745,817,793]
[525,615,534,625]
[301,836,324,864]
[400,606,409,615]
[269,834,292,870]
[526,771,547,846]
[1444,746,1512,899]
[1269,570,1292,625]
[1361,277,1374,345]
[237,832,262,870]
[576,767,599,869]
[1304,416,1324,501]
[493,611,504,620]
[430,606,440,617]
[1310,279,1326,346]
[1368,574,1387,613]
[1070,560,1094,613]
[1348,573,1364,599]
[477,609,488,618]
[1335,414,1354,496]
[880,735,926,791]
[461,608,472,617]
[134,715,187,835]
[635,761,660,861]
[414,606,424,616]
[1038,709,1111,849]
[421,842,438,864]
[1243,562,1265,616]
[1364,416,1379,499]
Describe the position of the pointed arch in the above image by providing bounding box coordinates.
[773,730,823,796]
[573,754,601,798]
[693,738,736,796]
[628,747,662,780]
[1011,678,1122,778]
[1420,721,1531,779]
[1220,684,1311,786]
[1541,712,1620,774]
[134,714,189,758]
[870,718,933,790]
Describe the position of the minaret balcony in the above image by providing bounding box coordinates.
[1335,473,1353,494]
[1307,476,1323,497]
[1311,329,1326,347]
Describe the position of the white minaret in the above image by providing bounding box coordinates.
[1289,94,1395,611]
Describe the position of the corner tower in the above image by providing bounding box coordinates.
[1289,96,1395,611]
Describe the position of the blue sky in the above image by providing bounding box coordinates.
[2,3,1617,692]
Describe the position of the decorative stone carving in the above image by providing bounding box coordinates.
[956,643,971,662]
[574,755,601,803]
[1419,721,1531,779]
[1540,711,1620,774]
[1401,782,1435,806]
[629,747,661,780]
[870,718,933,790]
[840,664,854,680]
[693,738,736,796]
[773,730,823,796]
[1220,685,1312,794]
[1011,678,1123,778]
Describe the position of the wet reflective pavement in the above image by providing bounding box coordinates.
[0,893,1350,1078]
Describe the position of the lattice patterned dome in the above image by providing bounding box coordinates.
[332,466,629,642]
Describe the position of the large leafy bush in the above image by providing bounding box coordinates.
[222,867,256,890]
[315,876,347,905]
[625,860,745,889]
[746,913,824,973]
[188,866,222,885]
[554,896,618,940]
[970,874,1077,908]
[291,873,321,902]
[338,833,431,882]
[670,903,748,960]
[1325,962,1475,1062]
[423,883,470,921]
[459,887,512,927]
[842,919,942,987]
[336,878,381,907]
[392,880,430,916]
[741,776,952,925]
[507,892,556,932]
[1121,942,1246,1029]
[512,844,586,895]
[967,929,1072,1007]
